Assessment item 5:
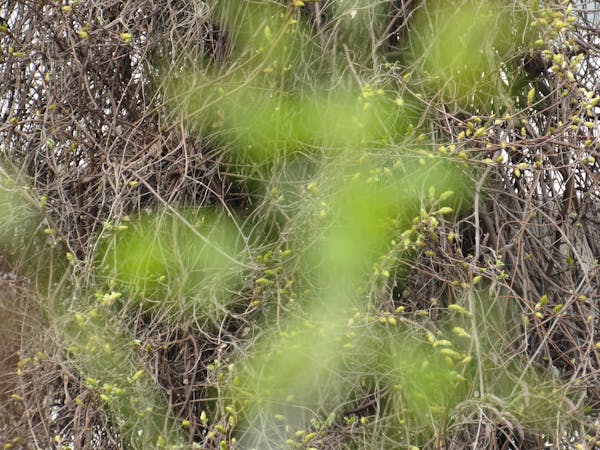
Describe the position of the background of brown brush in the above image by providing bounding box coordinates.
[1,1,599,448]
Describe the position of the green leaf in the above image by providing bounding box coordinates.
[527,87,536,106]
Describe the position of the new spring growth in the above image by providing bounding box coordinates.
[439,190,454,201]
[474,127,486,138]
[438,348,462,360]
[119,33,132,43]
[128,369,145,383]
[99,291,122,306]
[448,304,472,317]
[435,206,453,215]
[452,326,471,339]
[200,410,208,425]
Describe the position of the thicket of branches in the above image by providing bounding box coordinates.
[1,0,599,449]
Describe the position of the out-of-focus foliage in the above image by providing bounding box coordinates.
[98,209,244,326]
[0,167,67,290]
[61,305,186,448]
[407,0,532,109]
